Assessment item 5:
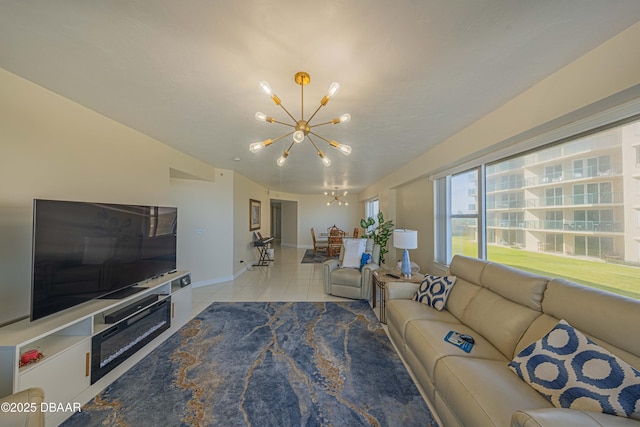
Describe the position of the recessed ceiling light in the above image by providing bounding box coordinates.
[233,157,241,161]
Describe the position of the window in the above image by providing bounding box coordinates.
[573,159,584,178]
[573,182,614,204]
[545,234,563,253]
[544,164,562,182]
[435,117,640,300]
[449,169,480,260]
[365,198,379,232]
[545,211,563,230]
[545,188,563,206]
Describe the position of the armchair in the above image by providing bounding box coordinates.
[323,238,380,300]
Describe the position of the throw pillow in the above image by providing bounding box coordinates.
[341,238,367,269]
[359,252,372,271]
[509,319,640,420]
[412,274,457,310]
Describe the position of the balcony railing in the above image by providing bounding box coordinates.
[486,192,623,210]
[486,219,624,232]
[522,167,622,187]
[529,192,623,208]
[560,221,624,232]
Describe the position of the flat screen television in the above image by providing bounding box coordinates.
[30,199,177,321]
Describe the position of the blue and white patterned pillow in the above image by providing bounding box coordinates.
[412,274,456,310]
[509,320,640,420]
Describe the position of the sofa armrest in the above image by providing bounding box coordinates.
[0,388,45,427]
[386,281,419,300]
[361,263,380,275]
[511,408,640,427]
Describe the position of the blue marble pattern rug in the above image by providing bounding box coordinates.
[62,301,436,426]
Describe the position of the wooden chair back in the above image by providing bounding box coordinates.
[328,227,345,257]
[311,228,328,253]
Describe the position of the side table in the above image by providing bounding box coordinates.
[373,269,424,324]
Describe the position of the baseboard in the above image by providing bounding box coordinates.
[191,274,235,288]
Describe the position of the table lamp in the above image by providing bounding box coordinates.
[393,229,418,278]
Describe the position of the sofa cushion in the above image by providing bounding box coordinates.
[511,408,640,427]
[543,278,640,359]
[462,288,542,358]
[405,319,506,381]
[509,320,640,420]
[434,357,553,427]
[412,274,457,310]
[442,277,481,321]
[386,299,460,344]
[481,261,547,311]
[448,254,486,284]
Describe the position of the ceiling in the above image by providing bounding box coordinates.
[2,1,640,195]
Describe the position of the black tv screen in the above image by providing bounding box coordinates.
[31,199,177,321]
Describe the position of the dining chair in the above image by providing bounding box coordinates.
[328,227,345,257]
[311,228,328,254]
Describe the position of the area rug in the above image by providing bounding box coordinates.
[62,301,436,427]
[301,249,338,263]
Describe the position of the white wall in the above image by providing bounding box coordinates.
[232,172,270,274]
[269,191,362,249]
[280,201,298,247]
[169,174,234,285]
[391,177,432,270]
[0,68,231,325]
[362,20,640,273]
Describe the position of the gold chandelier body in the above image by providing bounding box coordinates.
[325,188,348,206]
[250,71,352,167]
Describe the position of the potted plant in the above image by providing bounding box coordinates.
[360,212,394,265]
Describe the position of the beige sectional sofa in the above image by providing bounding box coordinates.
[386,255,640,427]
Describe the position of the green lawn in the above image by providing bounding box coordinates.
[452,237,640,299]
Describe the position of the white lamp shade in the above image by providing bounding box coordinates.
[393,229,418,249]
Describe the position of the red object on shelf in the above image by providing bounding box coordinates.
[20,349,41,365]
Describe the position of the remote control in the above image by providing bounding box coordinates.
[386,273,401,279]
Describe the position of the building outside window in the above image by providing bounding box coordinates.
[435,117,640,299]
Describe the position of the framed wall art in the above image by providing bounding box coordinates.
[250,199,261,231]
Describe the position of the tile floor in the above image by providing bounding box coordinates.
[189,241,365,319]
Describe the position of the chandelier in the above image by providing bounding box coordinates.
[249,71,352,167]
[325,188,348,206]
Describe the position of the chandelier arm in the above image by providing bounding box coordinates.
[308,131,332,144]
[308,120,334,128]
[271,131,295,144]
[305,104,324,125]
[277,103,298,123]
[285,140,295,151]
[271,120,296,127]
[306,135,323,154]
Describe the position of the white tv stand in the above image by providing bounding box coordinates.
[0,271,192,426]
